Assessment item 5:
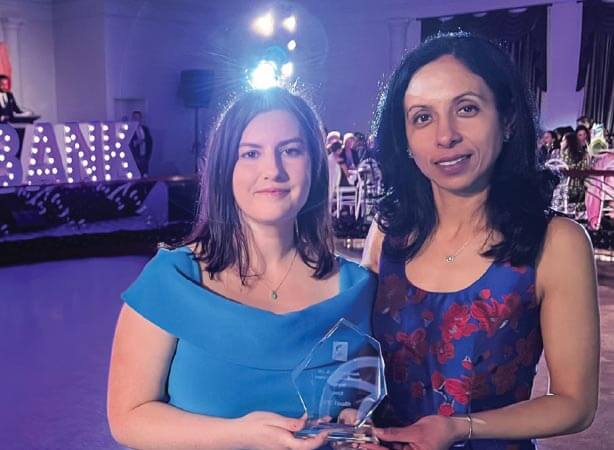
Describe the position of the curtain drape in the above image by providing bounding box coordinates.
[421,6,548,110]
[577,0,614,133]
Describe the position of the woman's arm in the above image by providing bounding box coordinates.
[108,304,327,450]
[361,221,384,274]
[372,217,600,449]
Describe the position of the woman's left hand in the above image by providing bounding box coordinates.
[361,415,461,450]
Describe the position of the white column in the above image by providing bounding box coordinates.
[388,18,410,71]
[540,2,583,130]
[1,17,24,100]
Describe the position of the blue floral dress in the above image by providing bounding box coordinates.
[373,247,542,450]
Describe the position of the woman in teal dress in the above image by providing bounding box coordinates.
[107,88,376,449]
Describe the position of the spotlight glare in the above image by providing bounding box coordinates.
[249,60,280,90]
[281,62,294,78]
[253,12,274,37]
[287,40,297,51]
[282,15,296,33]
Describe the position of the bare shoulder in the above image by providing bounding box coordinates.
[542,216,593,258]
[361,221,385,274]
[537,216,595,297]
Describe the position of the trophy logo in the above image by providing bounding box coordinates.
[332,341,349,362]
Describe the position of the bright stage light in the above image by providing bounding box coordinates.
[253,12,274,37]
[281,62,294,78]
[287,39,297,51]
[282,15,296,33]
[249,60,280,90]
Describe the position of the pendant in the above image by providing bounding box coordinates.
[271,290,278,300]
[445,255,455,263]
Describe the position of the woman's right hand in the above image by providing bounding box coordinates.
[235,411,329,450]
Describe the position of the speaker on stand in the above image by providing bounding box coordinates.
[179,69,214,172]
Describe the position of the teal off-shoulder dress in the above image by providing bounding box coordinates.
[122,247,377,420]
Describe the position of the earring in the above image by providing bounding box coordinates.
[294,219,299,237]
[407,148,414,159]
[503,130,512,142]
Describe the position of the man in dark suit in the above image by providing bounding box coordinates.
[0,75,22,123]
[128,110,153,176]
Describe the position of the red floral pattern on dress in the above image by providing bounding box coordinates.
[409,288,427,304]
[431,371,445,391]
[462,356,473,370]
[374,257,540,450]
[438,402,455,416]
[469,373,491,399]
[432,340,455,364]
[503,293,522,330]
[471,299,511,337]
[410,381,425,399]
[445,376,472,405]
[375,274,408,318]
[515,329,540,366]
[440,303,478,342]
[396,328,428,364]
[421,309,434,327]
[492,361,519,395]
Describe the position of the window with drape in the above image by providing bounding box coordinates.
[577,0,614,133]
[420,6,548,110]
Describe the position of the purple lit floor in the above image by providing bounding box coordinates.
[1,255,612,449]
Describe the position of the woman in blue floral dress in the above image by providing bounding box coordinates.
[361,33,600,450]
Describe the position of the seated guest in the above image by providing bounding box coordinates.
[561,132,589,208]
[576,115,594,132]
[576,125,591,150]
[342,132,359,170]
[128,110,153,176]
[0,75,22,123]
[538,130,557,164]
[554,126,574,143]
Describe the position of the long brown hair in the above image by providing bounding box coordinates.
[183,88,335,283]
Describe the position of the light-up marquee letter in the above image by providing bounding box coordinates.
[21,123,67,185]
[0,125,22,187]
[100,121,140,182]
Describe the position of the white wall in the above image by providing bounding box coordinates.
[0,0,57,122]
[53,0,107,122]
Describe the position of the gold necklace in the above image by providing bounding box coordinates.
[443,230,493,263]
[444,237,473,263]
[260,249,298,300]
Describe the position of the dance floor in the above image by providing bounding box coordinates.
[0,252,612,449]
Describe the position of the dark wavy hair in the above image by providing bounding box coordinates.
[184,87,335,282]
[373,32,558,266]
[563,132,585,164]
[575,125,591,145]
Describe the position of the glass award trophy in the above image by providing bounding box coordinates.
[291,318,387,443]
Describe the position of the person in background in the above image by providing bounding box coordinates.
[0,74,22,123]
[538,130,557,164]
[107,88,376,450]
[353,132,369,162]
[561,131,590,208]
[362,32,599,450]
[326,130,344,204]
[342,132,359,170]
[129,110,153,177]
[576,115,593,132]
[576,125,591,151]
[554,126,574,143]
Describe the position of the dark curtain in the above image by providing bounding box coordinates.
[577,0,614,133]
[421,6,548,110]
